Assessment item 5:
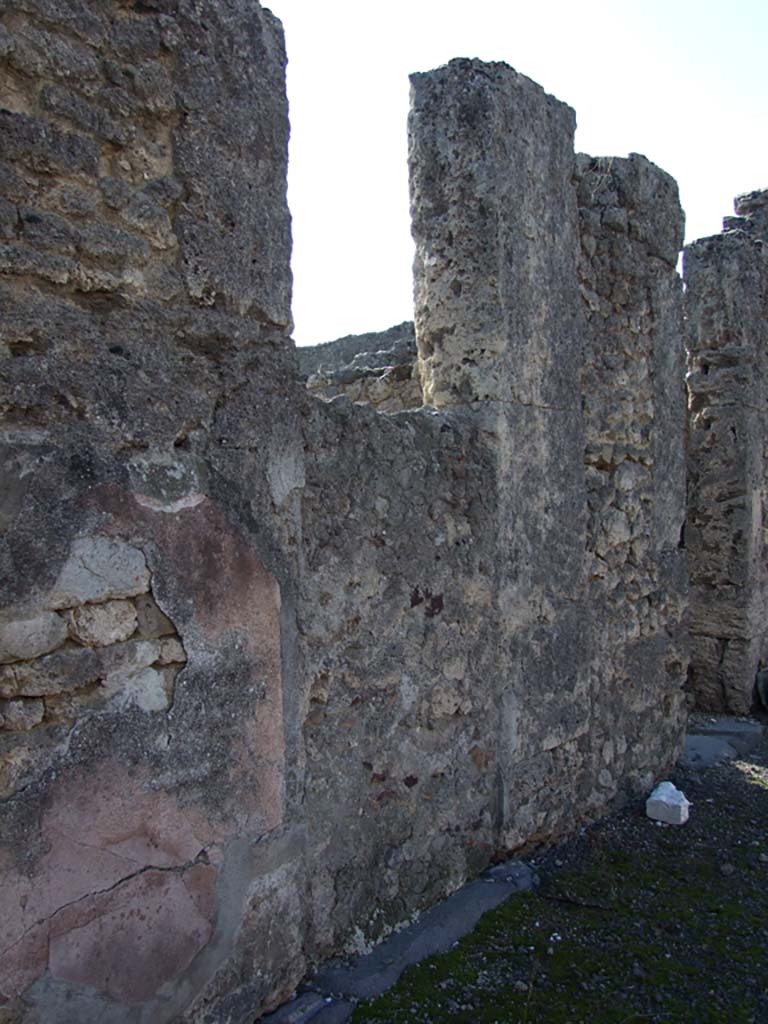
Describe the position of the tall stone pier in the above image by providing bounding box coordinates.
[685,191,768,713]
[409,61,688,846]
[576,153,688,788]
[409,61,590,848]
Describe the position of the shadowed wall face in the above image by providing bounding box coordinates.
[685,192,768,714]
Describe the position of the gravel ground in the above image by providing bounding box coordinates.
[351,723,768,1024]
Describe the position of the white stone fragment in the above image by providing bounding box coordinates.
[103,666,169,712]
[46,536,150,609]
[101,642,168,712]
[646,781,690,825]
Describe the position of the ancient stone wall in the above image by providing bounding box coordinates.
[576,154,688,792]
[684,191,768,713]
[0,2,304,1020]
[408,61,687,848]
[300,321,422,412]
[0,9,693,1023]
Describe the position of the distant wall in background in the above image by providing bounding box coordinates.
[685,191,768,714]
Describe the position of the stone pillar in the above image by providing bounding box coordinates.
[685,191,768,713]
[409,60,590,848]
[576,154,688,790]
[409,59,582,411]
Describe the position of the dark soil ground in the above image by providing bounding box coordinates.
[350,724,768,1024]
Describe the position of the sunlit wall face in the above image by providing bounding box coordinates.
[268,0,768,345]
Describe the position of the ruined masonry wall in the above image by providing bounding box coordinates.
[300,321,422,413]
[684,192,768,713]
[0,8,692,1024]
[408,61,687,850]
[0,2,304,1021]
[576,154,688,789]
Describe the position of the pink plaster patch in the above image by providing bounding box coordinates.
[49,868,213,1004]
[0,491,285,1006]
[103,492,286,835]
[44,768,207,869]
[0,766,220,1003]
[0,921,48,1001]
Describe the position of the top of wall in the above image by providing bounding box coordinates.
[723,188,768,241]
[297,321,415,378]
[0,0,293,329]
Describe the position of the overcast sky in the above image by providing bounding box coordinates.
[266,0,768,345]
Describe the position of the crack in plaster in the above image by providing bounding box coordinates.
[0,852,208,963]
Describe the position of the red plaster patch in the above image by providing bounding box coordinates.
[0,766,219,1003]
[49,868,213,1004]
[100,490,286,835]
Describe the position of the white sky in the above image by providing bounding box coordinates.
[266,0,768,345]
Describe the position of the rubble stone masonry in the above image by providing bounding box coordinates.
[0,2,754,1020]
[685,191,768,713]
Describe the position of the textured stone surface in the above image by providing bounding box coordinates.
[576,153,689,795]
[0,697,44,731]
[301,322,422,412]
[68,599,138,646]
[410,60,579,411]
[684,192,768,712]
[134,593,176,639]
[0,3,295,1019]
[0,611,67,663]
[47,536,150,610]
[0,7,700,1022]
[410,59,591,851]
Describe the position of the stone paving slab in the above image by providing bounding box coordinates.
[259,992,329,1023]
[679,715,764,770]
[306,1000,356,1023]
[310,866,535,1002]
